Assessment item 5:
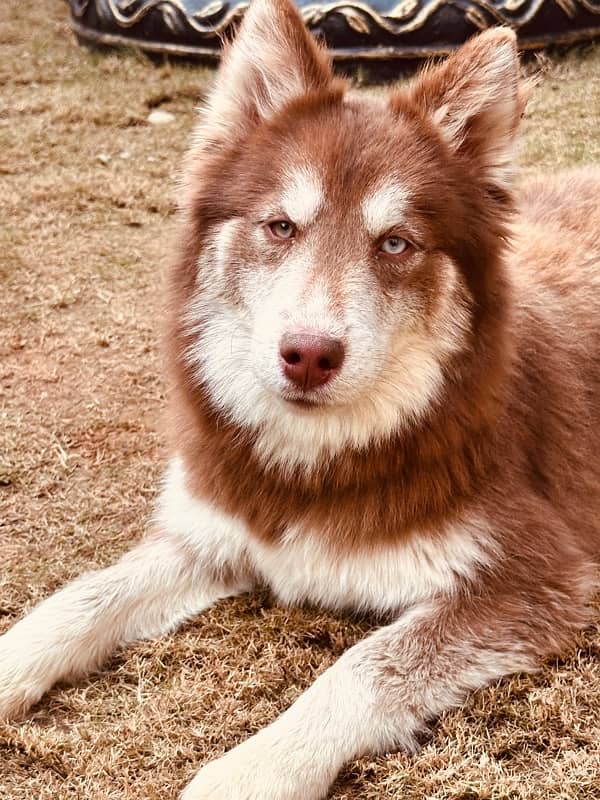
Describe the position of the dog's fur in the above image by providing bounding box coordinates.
[2,1,600,797]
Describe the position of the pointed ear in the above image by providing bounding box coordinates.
[405,28,526,191]
[199,0,334,143]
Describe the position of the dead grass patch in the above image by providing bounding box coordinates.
[1,3,599,798]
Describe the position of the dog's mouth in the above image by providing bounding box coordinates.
[283,394,321,409]
[280,389,328,409]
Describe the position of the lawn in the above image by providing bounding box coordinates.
[1,2,599,798]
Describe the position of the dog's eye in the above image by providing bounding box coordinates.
[380,236,409,255]
[268,220,296,240]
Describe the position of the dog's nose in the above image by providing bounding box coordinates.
[279,333,345,391]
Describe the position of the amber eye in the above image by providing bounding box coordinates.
[380,236,409,255]
[268,220,296,240]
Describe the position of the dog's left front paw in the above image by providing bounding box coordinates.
[181,737,325,800]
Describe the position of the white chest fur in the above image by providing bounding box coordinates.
[248,524,490,614]
[157,457,492,616]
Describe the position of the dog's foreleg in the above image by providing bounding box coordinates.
[0,458,253,720]
[181,593,551,800]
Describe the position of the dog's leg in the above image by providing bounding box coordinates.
[0,457,254,720]
[181,587,580,800]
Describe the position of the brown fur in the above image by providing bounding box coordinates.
[166,7,600,667]
[2,4,600,797]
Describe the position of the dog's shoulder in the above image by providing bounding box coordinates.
[511,168,600,314]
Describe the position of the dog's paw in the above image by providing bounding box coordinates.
[0,636,46,721]
[0,687,39,722]
[181,753,286,800]
[181,737,323,800]
[181,757,256,800]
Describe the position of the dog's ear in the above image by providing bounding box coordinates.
[403,28,525,191]
[198,0,333,143]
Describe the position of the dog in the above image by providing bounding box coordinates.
[1,0,600,797]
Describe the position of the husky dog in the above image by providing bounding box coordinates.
[1,0,599,797]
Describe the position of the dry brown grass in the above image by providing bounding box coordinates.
[1,3,600,798]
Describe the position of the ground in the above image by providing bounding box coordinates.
[1,2,599,798]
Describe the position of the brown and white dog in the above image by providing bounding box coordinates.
[1,0,600,797]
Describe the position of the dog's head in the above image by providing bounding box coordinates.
[173,0,524,471]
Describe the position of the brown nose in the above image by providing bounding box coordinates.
[279,333,345,391]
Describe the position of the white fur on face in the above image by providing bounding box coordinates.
[206,218,242,283]
[280,166,324,226]
[361,181,410,237]
[185,190,469,472]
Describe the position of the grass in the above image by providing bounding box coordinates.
[1,2,599,798]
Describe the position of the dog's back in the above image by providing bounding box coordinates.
[504,169,600,557]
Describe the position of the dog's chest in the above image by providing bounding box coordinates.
[158,457,489,616]
[246,523,486,614]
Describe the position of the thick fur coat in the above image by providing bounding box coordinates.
[1,1,599,798]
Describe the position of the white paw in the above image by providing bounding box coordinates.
[0,634,49,720]
[181,735,326,800]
